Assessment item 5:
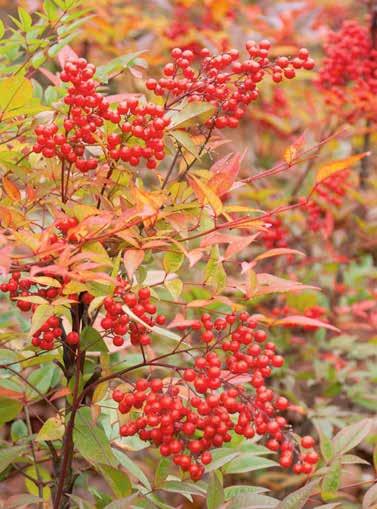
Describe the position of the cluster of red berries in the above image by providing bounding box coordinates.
[0,272,60,312]
[146,43,314,130]
[299,169,350,234]
[315,170,350,207]
[33,59,100,171]
[0,271,86,350]
[318,20,377,121]
[112,311,318,479]
[299,198,327,233]
[100,286,166,348]
[32,58,170,172]
[31,316,64,350]
[262,217,289,249]
[105,100,170,169]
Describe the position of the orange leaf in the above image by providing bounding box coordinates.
[26,184,36,202]
[2,177,21,201]
[0,387,24,400]
[188,175,223,215]
[315,152,369,184]
[50,387,71,402]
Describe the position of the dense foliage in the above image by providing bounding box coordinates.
[0,1,376,508]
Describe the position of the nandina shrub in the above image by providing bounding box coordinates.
[5,2,372,508]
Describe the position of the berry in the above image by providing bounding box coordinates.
[301,436,315,449]
[66,331,80,345]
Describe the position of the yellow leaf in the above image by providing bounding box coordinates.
[284,145,297,165]
[0,75,33,120]
[315,153,369,184]
[29,276,61,288]
[25,466,51,500]
[2,177,21,201]
[92,382,108,403]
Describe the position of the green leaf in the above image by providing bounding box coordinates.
[18,7,32,31]
[43,0,59,20]
[10,419,28,442]
[73,407,118,468]
[224,486,269,500]
[168,102,215,129]
[276,479,320,509]
[315,421,334,463]
[45,86,59,105]
[80,326,108,353]
[170,130,199,158]
[95,52,146,82]
[161,481,206,498]
[0,349,22,374]
[164,278,183,299]
[163,251,184,273]
[227,494,279,509]
[0,398,22,425]
[205,449,240,472]
[113,448,151,490]
[97,464,132,498]
[154,458,170,487]
[0,20,5,39]
[104,494,140,509]
[321,460,341,501]
[341,454,370,465]
[204,246,226,292]
[31,51,47,69]
[207,471,224,509]
[36,416,64,442]
[223,453,278,474]
[5,495,44,509]
[26,364,55,400]
[30,305,55,335]
[0,445,27,473]
[332,419,373,457]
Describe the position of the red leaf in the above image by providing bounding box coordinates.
[168,315,198,329]
[207,151,245,197]
[0,244,12,277]
[124,249,144,280]
[274,315,340,332]
[224,234,259,259]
